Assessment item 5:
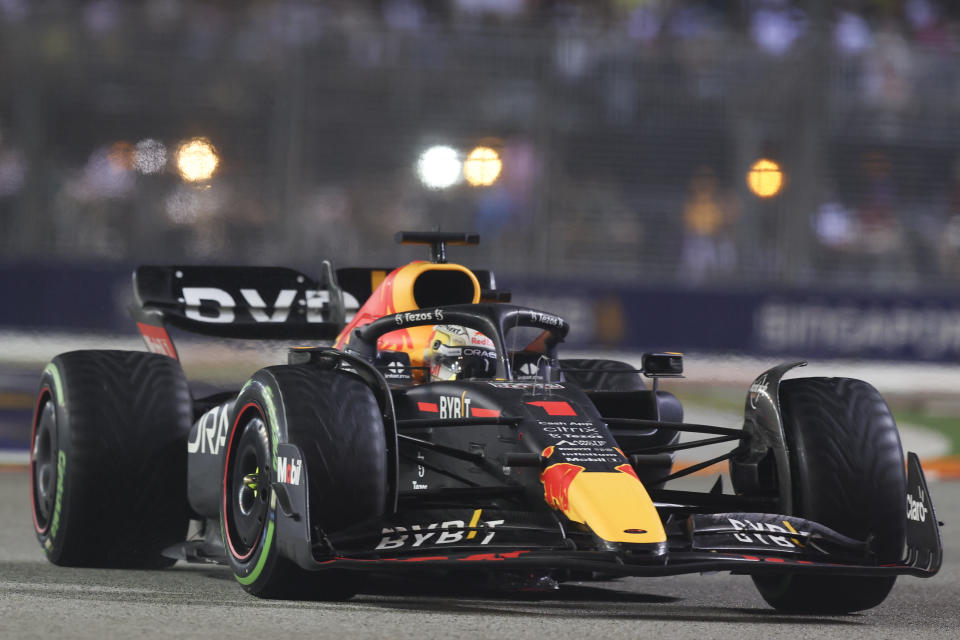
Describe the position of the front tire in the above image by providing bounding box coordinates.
[751,377,906,614]
[222,365,387,599]
[31,350,192,567]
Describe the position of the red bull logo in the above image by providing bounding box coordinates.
[541,463,585,511]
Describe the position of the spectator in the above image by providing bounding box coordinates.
[938,159,960,278]
[813,192,858,279]
[679,167,734,283]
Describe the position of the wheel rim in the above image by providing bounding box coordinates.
[225,413,271,560]
[32,400,58,532]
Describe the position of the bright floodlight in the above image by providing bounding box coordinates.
[134,138,168,175]
[464,146,502,187]
[747,158,784,198]
[176,137,219,183]
[417,145,461,189]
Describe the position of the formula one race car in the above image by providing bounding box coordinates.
[30,232,941,614]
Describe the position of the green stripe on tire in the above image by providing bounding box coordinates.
[232,383,280,587]
[44,363,65,409]
[236,519,275,586]
[50,451,66,539]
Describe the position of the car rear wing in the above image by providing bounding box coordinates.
[131,259,501,360]
[131,262,349,359]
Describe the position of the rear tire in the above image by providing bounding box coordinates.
[222,365,386,599]
[560,358,645,391]
[31,350,192,567]
[751,377,905,614]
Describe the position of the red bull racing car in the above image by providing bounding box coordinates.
[30,232,941,614]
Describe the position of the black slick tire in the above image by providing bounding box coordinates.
[31,350,192,567]
[222,365,386,600]
[752,377,906,614]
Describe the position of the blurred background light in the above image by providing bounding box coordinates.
[463,146,502,187]
[107,141,134,172]
[416,145,461,190]
[65,146,135,202]
[133,138,167,175]
[176,137,219,183]
[747,158,784,198]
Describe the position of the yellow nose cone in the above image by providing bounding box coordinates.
[562,471,666,544]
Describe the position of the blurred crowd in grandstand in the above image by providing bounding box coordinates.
[3,0,960,290]
[2,0,959,52]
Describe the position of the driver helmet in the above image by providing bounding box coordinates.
[424,325,497,382]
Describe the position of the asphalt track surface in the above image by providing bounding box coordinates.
[1,470,956,640]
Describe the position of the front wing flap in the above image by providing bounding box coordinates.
[309,548,936,578]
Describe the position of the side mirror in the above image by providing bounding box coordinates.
[641,352,684,378]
